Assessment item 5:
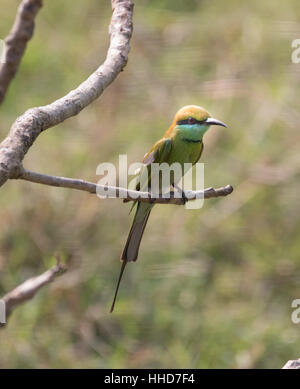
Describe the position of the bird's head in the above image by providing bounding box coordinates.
[167,105,227,141]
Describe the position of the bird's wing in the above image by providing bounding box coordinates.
[127,138,173,212]
[143,138,173,166]
[133,138,173,198]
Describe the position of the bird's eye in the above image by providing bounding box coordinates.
[188,117,196,125]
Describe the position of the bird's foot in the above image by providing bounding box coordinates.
[180,190,188,204]
[171,185,188,204]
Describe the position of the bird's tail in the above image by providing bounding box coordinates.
[121,202,152,262]
[110,202,152,313]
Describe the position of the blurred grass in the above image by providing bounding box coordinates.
[0,0,300,368]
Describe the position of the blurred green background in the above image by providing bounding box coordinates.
[1,0,300,368]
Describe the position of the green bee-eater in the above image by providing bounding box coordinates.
[110,105,227,312]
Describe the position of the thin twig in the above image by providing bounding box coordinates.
[0,259,66,326]
[0,0,43,104]
[19,168,233,205]
[0,0,134,186]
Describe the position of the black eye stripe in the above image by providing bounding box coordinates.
[177,118,207,125]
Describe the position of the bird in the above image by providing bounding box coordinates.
[110,105,227,312]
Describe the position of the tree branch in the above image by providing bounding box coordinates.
[0,259,66,327]
[282,359,300,369]
[18,168,233,205]
[0,0,43,104]
[0,0,134,186]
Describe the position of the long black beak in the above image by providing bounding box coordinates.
[206,118,227,128]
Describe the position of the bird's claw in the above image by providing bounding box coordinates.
[181,190,188,204]
[171,185,188,204]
